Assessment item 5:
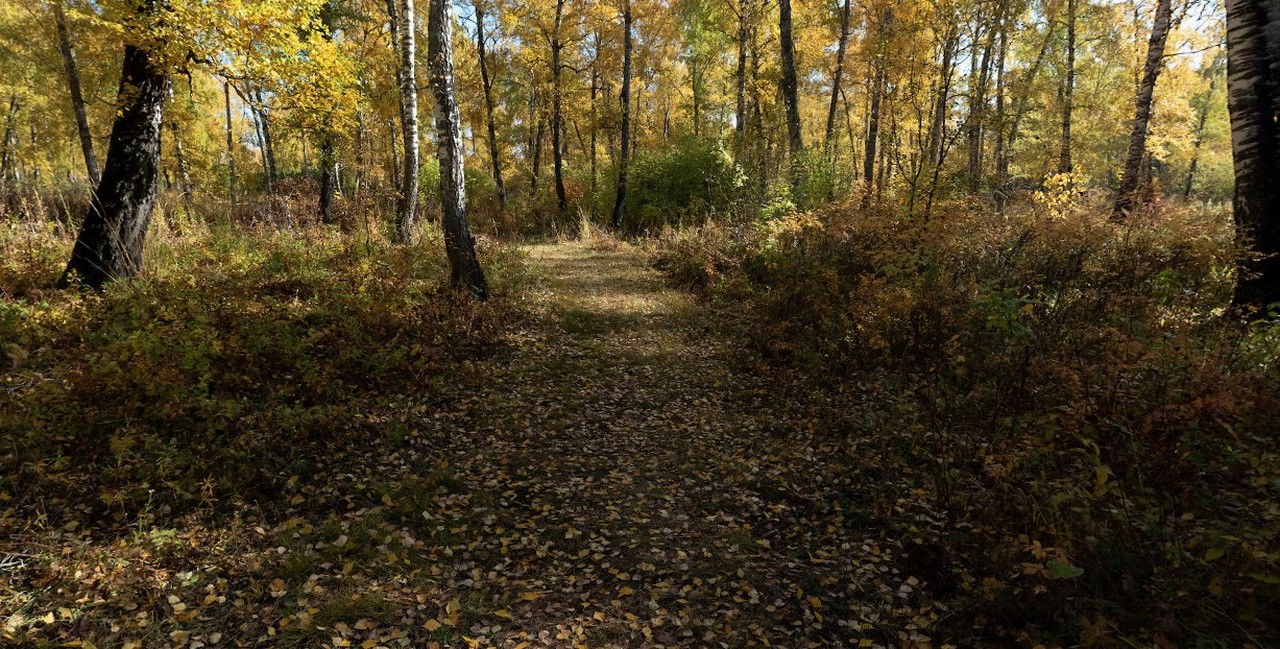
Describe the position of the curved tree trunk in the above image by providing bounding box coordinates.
[61,42,168,289]
[54,0,99,186]
[1113,0,1174,218]
[1226,0,1280,308]
[612,0,633,230]
[428,0,489,298]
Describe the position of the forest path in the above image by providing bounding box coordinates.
[394,241,927,647]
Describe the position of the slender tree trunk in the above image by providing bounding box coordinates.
[474,0,506,209]
[611,0,633,230]
[928,27,959,168]
[225,80,236,207]
[428,0,488,298]
[735,0,750,154]
[1113,0,1174,218]
[591,63,598,199]
[61,41,168,289]
[1226,0,1280,308]
[825,0,853,154]
[253,90,278,184]
[391,0,420,243]
[0,96,19,194]
[1183,75,1218,197]
[551,0,568,213]
[863,9,891,205]
[532,113,545,193]
[994,12,1009,213]
[969,19,996,193]
[53,0,99,186]
[779,0,803,157]
[318,2,340,222]
[1059,0,1076,175]
[250,104,273,197]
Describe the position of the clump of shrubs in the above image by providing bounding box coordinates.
[0,220,526,524]
[658,198,1280,645]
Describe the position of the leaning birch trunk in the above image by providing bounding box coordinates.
[1225,0,1280,309]
[394,0,420,244]
[54,0,100,186]
[61,40,168,289]
[1113,0,1174,219]
[428,0,489,299]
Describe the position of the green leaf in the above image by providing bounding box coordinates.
[1046,559,1084,580]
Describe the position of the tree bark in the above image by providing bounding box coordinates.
[863,9,892,205]
[551,0,568,213]
[825,0,853,154]
[994,12,1009,213]
[61,42,168,289]
[1059,0,1076,175]
[1113,0,1174,218]
[779,0,803,156]
[611,0,633,230]
[428,0,489,298]
[735,0,750,154]
[53,0,99,186]
[474,0,506,209]
[224,80,236,207]
[1226,0,1280,308]
[0,96,19,193]
[968,17,996,193]
[318,1,340,222]
[391,0,420,244]
[1183,73,1218,197]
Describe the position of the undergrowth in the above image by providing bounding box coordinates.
[656,199,1280,646]
[0,218,527,527]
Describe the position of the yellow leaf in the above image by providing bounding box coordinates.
[424,619,442,631]
[446,597,461,614]
[619,586,635,596]
[494,609,512,619]
[518,591,540,601]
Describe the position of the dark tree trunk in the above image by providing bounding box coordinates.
[1184,74,1218,197]
[994,11,1009,213]
[968,19,996,193]
[0,96,19,193]
[779,0,803,156]
[1226,0,1280,308]
[928,26,959,168]
[318,134,338,223]
[1059,0,1076,175]
[863,9,892,205]
[611,0,633,230]
[61,43,168,289]
[735,0,749,154]
[825,0,853,154]
[474,0,506,209]
[54,0,99,186]
[428,0,489,298]
[551,0,568,213]
[1113,0,1174,218]
[223,81,237,208]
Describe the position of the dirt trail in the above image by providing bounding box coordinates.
[401,241,933,647]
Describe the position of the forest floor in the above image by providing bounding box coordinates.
[3,239,941,648]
